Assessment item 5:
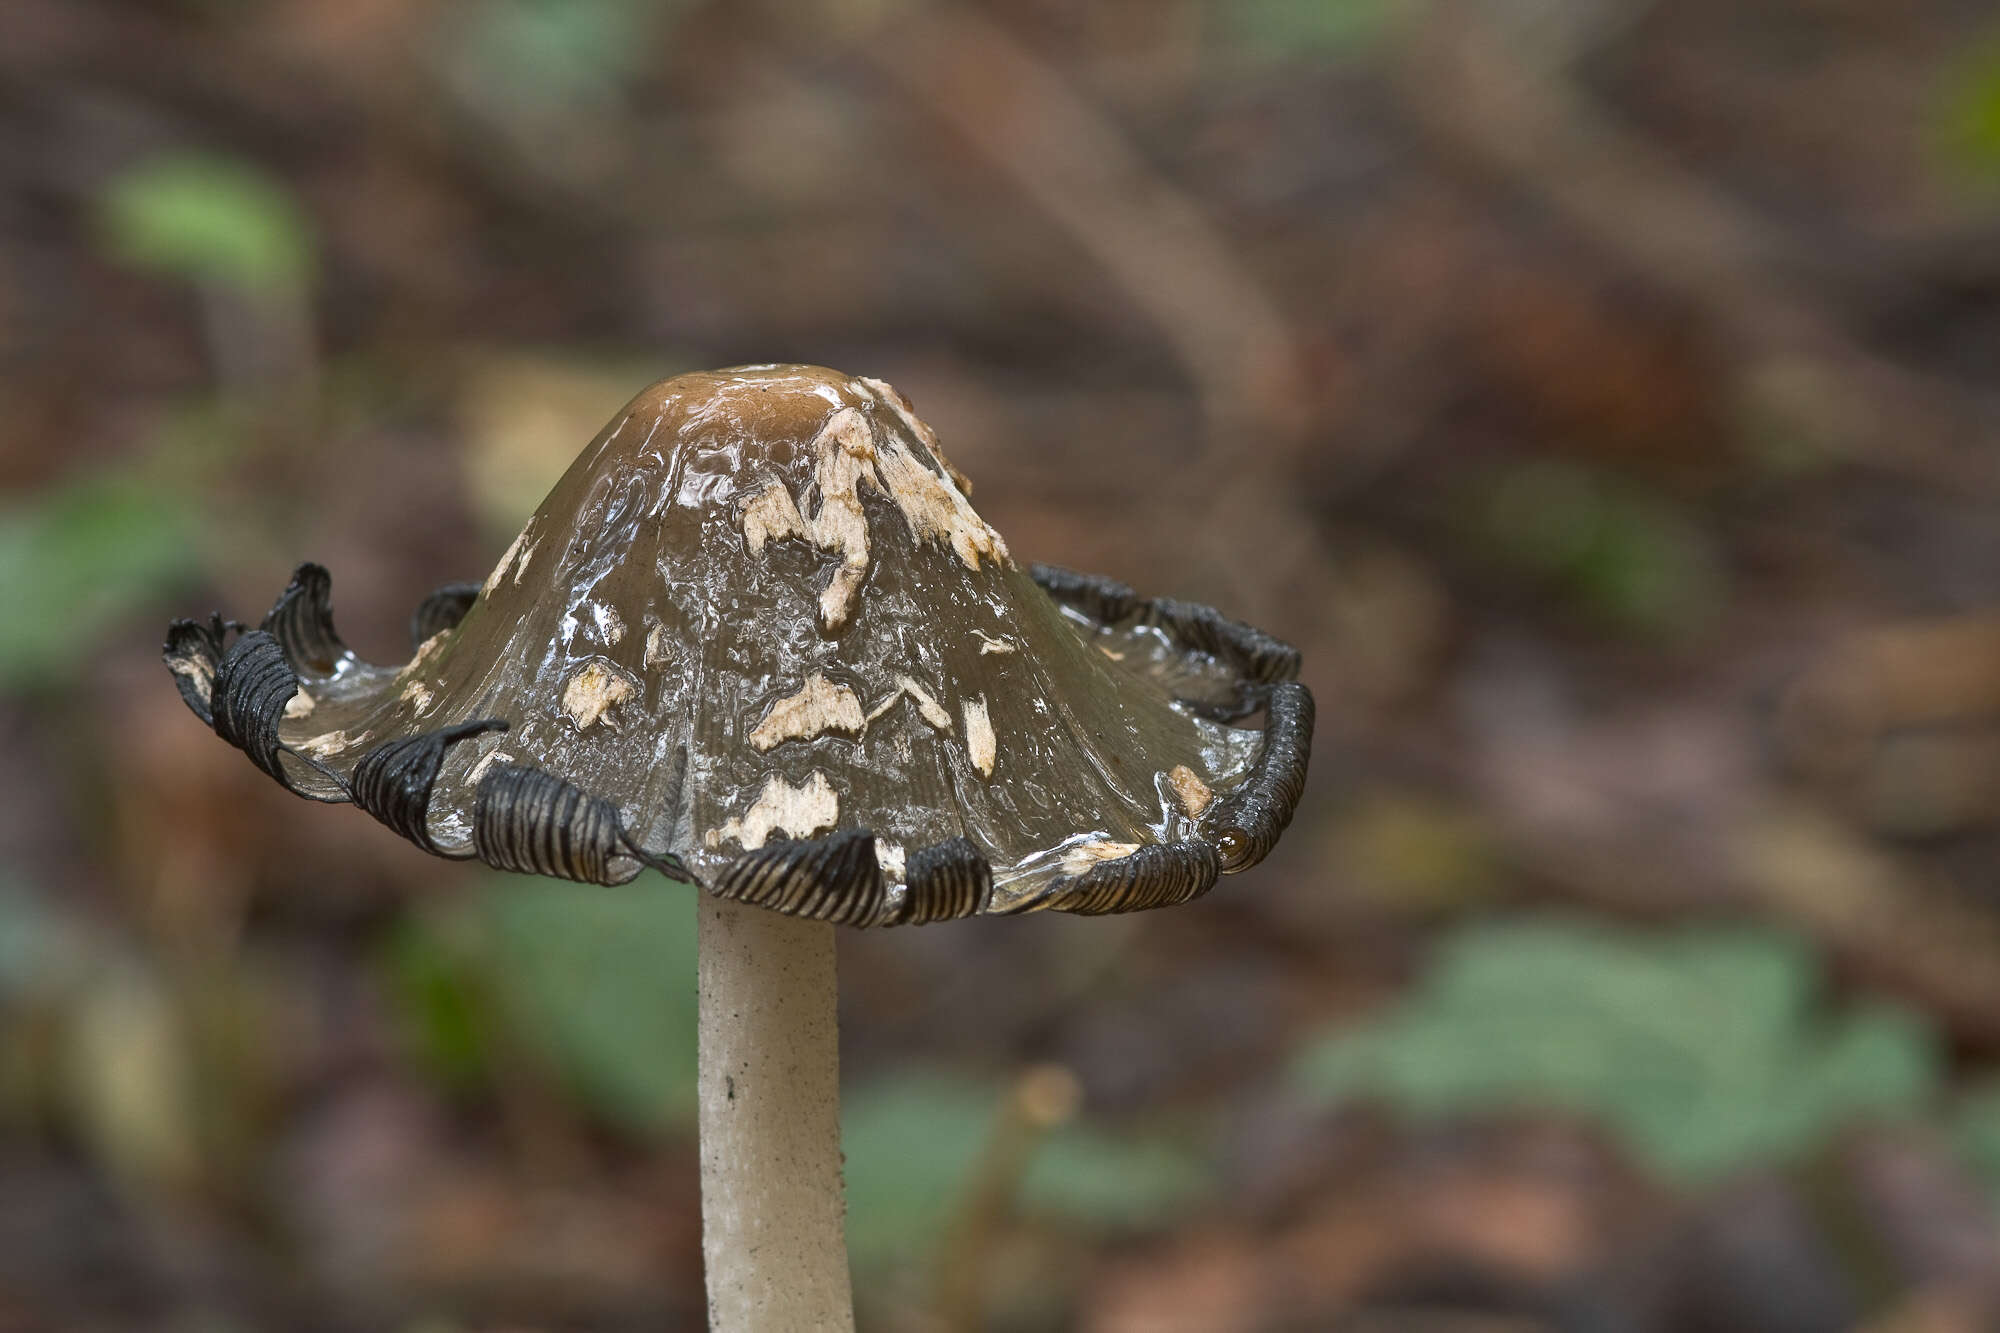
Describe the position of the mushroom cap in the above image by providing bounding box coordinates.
[165,365,1311,925]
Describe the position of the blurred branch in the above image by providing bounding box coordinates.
[839,1,1337,641]
[1350,710,2000,1049]
[1513,800,2000,1048]
[1858,1285,1994,1333]
[853,1,1309,455]
[1404,0,2000,494]
[929,1065,1080,1332]
[1732,804,2000,1048]
[1778,614,2000,836]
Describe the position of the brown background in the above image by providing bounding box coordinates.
[5,0,2000,1329]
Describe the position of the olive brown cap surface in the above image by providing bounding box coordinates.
[164,364,1312,925]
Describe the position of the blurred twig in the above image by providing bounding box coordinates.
[929,1064,1081,1333]
[1778,614,2000,836]
[1404,0,2000,494]
[852,0,1308,454]
[1857,1285,1995,1333]
[843,0,1335,641]
[1349,713,2000,1048]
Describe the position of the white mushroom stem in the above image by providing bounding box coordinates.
[697,895,856,1331]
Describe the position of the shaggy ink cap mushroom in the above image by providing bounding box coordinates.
[164,365,1313,923]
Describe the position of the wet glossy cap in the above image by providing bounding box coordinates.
[164,365,1311,925]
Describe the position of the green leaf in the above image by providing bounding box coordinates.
[97,152,314,295]
[0,472,200,688]
[841,1072,1208,1271]
[443,0,681,115]
[1224,0,1407,62]
[1480,461,1724,638]
[383,905,495,1093]
[0,879,97,998]
[1293,917,1940,1180]
[483,875,699,1134]
[1952,1079,2000,1205]
[1937,29,2000,179]
[1025,1128,1208,1230]
[840,1075,991,1269]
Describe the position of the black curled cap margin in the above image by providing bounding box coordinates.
[164,565,695,880]
[163,612,346,802]
[410,581,482,652]
[165,560,1308,922]
[473,762,691,886]
[685,570,1313,923]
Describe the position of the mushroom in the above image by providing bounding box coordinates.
[163,364,1312,1329]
